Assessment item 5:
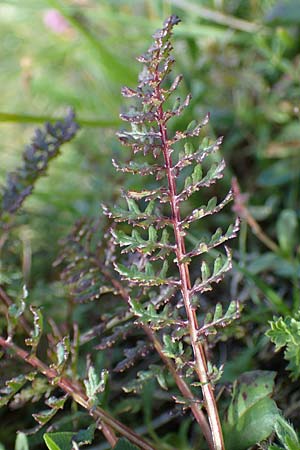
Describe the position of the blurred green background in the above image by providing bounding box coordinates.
[1,0,300,448]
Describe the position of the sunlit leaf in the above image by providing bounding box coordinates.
[223,371,280,450]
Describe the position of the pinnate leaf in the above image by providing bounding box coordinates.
[266,315,300,380]
[84,366,108,406]
[270,415,300,450]
[0,374,29,407]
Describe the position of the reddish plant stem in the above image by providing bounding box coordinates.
[100,423,118,448]
[0,336,155,450]
[157,106,225,450]
[100,265,213,449]
[0,286,116,445]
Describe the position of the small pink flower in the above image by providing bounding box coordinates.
[43,9,70,34]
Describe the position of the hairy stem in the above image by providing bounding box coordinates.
[0,336,155,450]
[157,106,225,450]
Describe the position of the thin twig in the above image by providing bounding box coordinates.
[0,335,155,450]
[0,286,147,449]
[232,177,279,253]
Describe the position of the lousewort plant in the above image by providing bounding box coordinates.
[106,15,239,450]
[0,15,256,450]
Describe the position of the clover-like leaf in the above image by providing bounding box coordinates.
[223,370,280,450]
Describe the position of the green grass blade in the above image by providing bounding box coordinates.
[238,266,290,315]
[0,112,120,128]
[46,0,136,85]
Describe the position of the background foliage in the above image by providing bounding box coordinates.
[1,0,300,449]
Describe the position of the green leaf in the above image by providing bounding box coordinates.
[201,261,210,281]
[124,365,166,394]
[46,394,69,410]
[213,255,224,275]
[7,285,28,336]
[129,299,175,329]
[33,409,58,426]
[272,415,300,450]
[225,301,239,319]
[267,317,291,351]
[15,433,29,450]
[223,370,280,450]
[84,366,108,406]
[73,424,96,446]
[257,160,299,187]
[43,432,73,450]
[162,335,184,360]
[186,120,197,132]
[33,394,68,429]
[265,0,300,25]
[184,142,194,156]
[25,306,43,354]
[52,336,70,373]
[266,315,300,380]
[113,438,140,450]
[200,301,240,338]
[0,375,28,407]
[116,260,173,287]
[191,164,202,183]
[113,226,168,256]
[213,303,223,322]
[276,209,298,255]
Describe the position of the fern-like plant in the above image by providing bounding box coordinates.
[106,15,239,450]
[0,17,243,450]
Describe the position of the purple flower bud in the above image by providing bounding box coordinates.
[43,9,70,34]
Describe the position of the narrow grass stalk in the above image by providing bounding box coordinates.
[0,112,120,128]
